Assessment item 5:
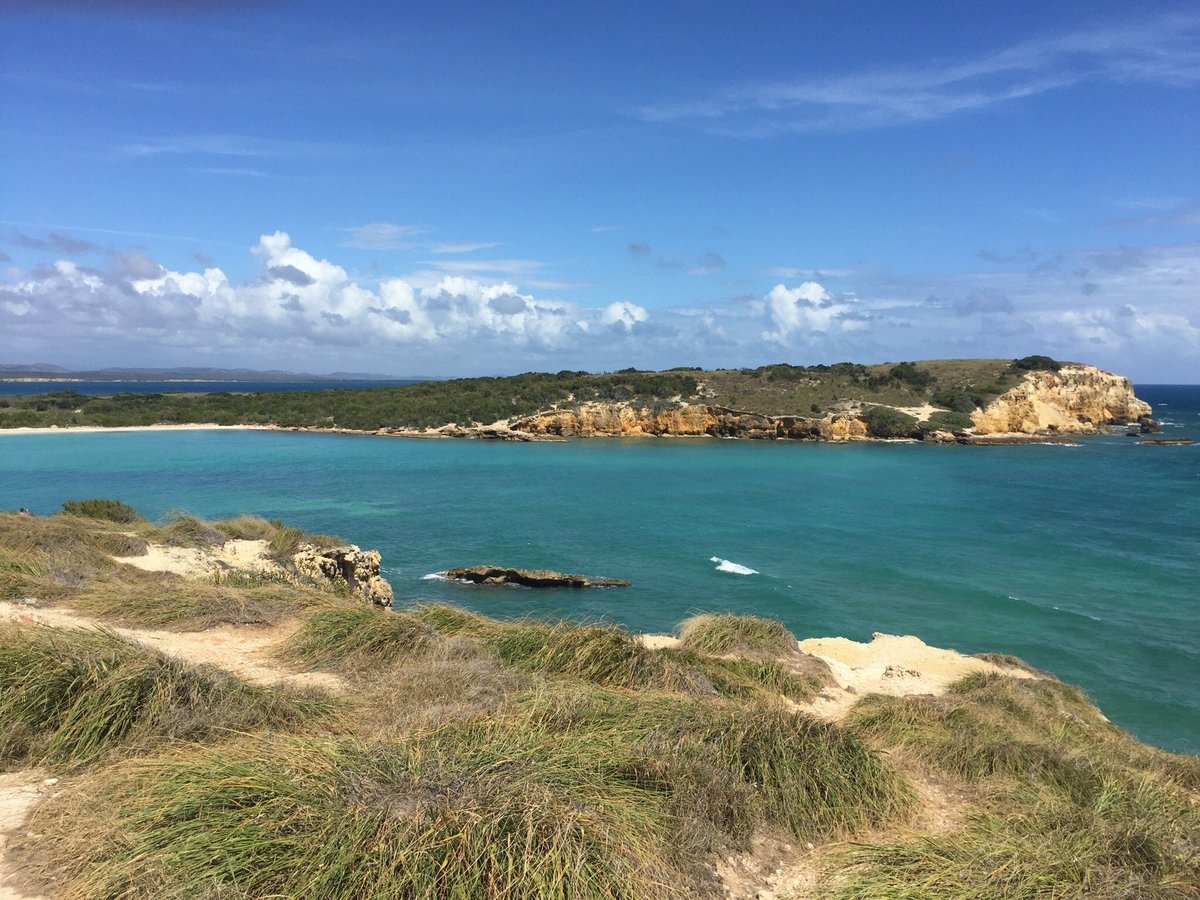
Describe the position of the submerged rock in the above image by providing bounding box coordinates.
[292,544,395,606]
[442,565,629,588]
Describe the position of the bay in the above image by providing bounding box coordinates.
[1,385,1196,753]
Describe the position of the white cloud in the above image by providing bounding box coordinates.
[761,281,857,342]
[431,241,502,254]
[341,222,428,250]
[1,232,1195,380]
[600,301,649,331]
[637,12,1200,136]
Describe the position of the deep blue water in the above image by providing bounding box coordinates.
[0,385,1196,754]
[0,379,412,396]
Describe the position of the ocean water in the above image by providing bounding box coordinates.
[0,385,1196,754]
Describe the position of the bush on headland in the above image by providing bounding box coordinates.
[1,507,1196,898]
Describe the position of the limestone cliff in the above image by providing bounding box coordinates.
[970,365,1151,435]
[511,402,843,440]
[291,544,395,607]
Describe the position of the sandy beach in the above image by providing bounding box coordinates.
[0,424,273,437]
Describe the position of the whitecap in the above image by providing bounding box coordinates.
[420,572,449,581]
[710,556,758,575]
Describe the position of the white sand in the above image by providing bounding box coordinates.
[113,539,282,579]
[798,632,1032,720]
[638,630,1031,722]
[0,424,272,436]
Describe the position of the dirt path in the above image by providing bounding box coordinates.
[0,770,52,900]
[0,600,343,693]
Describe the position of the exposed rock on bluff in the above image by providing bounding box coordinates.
[292,544,395,607]
[971,365,1152,435]
[443,565,630,588]
[509,364,1149,442]
[511,402,856,440]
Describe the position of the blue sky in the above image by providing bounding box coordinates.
[2,1,1197,380]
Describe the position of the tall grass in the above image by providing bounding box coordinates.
[678,612,797,656]
[0,622,328,767]
[59,498,143,523]
[280,605,439,673]
[836,671,1200,897]
[830,779,1200,898]
[522,684,913,843]
[158,512,227,548]
[70,572,336,629]
[35,732,682,900]
[298,604,827,703]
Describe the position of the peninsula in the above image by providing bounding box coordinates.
[0,356,1154,443]
[0,503,1195,898]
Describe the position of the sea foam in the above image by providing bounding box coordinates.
[710,556,758,575]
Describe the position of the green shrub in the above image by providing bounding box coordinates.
[862,406,921,438]
[1011,355,1062,372]
[60,498,143,523]
[924,410,976,432]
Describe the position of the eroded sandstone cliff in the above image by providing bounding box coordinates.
[507,364,1149,442]
[970,365,1152,435]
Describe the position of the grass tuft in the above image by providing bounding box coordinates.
[0,622,328,768]
[35,732,682,900]
[158,512,227,548]
[679,612,797,656]
[71,572,336,630]
[59,498,143,523]
[280,605,439,673]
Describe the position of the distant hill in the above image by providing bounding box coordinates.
[0,364,427,382]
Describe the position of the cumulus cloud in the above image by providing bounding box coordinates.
[600,301,649,331]
[761,281,858,342]
[0,232,587,364]
[2,230,1195,380]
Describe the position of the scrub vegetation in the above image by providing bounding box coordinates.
[0,357,1059,431]
[4,503,1191,899]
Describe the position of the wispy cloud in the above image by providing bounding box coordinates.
[122,133,341,158]
[636,13,1200,136]
[590,225,622,233]
[431,241,502,254]
[342,222,429,250]
[1108,201,1200,228]
[425,258,549,277]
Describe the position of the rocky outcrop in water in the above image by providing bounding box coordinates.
[291,544,395,606]
[971,365,1153,435]
[443,565,630,588]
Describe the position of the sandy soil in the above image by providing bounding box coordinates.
[113,539,283,579]
[892,403,941,421]
[0,770,53,900]
[798,632,1032,721]
[0,600,342,693]
[638,631,1031,724]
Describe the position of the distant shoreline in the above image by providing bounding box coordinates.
[0,423,275,436]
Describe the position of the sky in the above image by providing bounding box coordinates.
[1,1,1198,381]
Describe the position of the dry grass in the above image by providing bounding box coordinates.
[0,622,330,769]
[69,571,339,630]
[834,671,1200,897]
[679,612,798,657]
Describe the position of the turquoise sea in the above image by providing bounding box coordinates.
[1,385,1197,754]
